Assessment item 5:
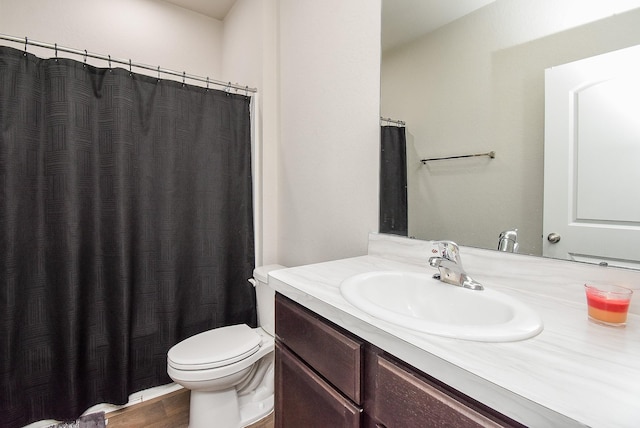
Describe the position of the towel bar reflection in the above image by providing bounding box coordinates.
[420,151,495,163]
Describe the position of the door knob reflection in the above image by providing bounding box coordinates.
[547,233,561,243]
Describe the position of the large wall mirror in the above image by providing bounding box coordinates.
[380,0,640,266]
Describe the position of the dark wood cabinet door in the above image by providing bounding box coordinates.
[369,353,510,428]
[275,342,361,428]
[275,293,364,404]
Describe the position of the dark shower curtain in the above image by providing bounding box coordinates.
[379,125,408,236]
[0,46,255,427]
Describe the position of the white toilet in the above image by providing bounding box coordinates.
[167,264,285,428]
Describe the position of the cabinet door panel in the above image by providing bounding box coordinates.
[275,294,363,404]
[275,342,361,428]
[372,354,503,428]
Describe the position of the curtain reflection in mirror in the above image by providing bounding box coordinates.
[380,124,408,236]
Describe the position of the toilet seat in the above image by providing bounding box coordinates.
[168,324,262,371]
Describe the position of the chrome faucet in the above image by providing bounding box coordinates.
[428,241,484,290]
[497,229,519,253]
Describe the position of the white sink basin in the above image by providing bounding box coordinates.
[340,271,543,342]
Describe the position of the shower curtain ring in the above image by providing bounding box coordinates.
[54,43,58,61]
[157,66,161,82]
[244,86,249,98]
[84,50,88,65]
[24,37,27,55]
[108,55,111,70]
[129,59,132,76]
[182,71,186,86]
[206,77,210,90]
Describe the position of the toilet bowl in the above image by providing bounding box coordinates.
[167,265,285,428]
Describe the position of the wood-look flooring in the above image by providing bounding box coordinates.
[105,388,274,428]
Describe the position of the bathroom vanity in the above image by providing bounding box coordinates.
[270,234,640,427]
[275,293,521,427]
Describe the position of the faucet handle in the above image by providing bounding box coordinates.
[433,240,462,264]
[498,229,519,253]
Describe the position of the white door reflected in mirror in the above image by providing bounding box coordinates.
[544,44,640,269]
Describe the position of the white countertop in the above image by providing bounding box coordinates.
[268,234,640,428]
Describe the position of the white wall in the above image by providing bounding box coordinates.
[222,0,262,87]
[381,0,640,256]
[277,0,381,266]
[0,0,224,82]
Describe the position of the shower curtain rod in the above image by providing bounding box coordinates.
[0,33,257,93]
[380,116,405,126]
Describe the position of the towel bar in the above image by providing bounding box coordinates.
[420,151,495,163]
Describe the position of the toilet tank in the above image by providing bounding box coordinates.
[251,264,286,337]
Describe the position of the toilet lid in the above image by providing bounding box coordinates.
[167,324,261,371]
